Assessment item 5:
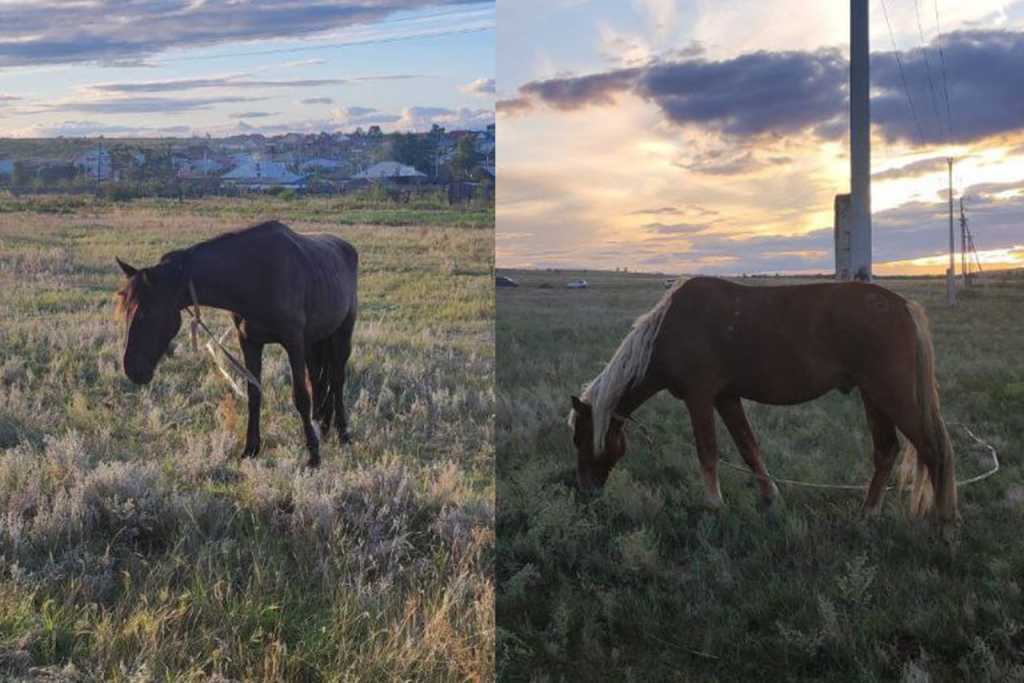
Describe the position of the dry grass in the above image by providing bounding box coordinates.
[0,197,495,681]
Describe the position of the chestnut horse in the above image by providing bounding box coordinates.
[570,276,958,525]
[116,220,358,467]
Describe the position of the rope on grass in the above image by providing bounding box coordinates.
[621,415,999,493]
[205,328,249,400]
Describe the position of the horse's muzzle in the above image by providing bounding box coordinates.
[124,362,154,385]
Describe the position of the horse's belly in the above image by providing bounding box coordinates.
[733,359,849,406]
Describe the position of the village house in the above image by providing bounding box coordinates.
[221,158,305,190]
[352,161,427,185]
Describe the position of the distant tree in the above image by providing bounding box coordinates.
[393,133,433,175]
[12,161,32,188]
[450,137,481,180]
[367,125,384,141]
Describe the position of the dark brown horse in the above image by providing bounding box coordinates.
[116,220,358,467]
[570,276,958,526]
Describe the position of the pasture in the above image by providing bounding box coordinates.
[496,269,1024,681]
[0,196,495,681]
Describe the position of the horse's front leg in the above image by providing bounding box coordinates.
[685,397,723,509]
[284,340,320,467]
[716,395,779,508]
[239,335,264,458]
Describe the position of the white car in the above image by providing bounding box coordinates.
[567,279,588,289]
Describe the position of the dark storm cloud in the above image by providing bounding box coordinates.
[871,30,1024,144]
[513,30,1024,146]
[496,97,533,116]
[0,1,492,68]
[520,67,643,110]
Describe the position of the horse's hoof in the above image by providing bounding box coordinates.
[339,431,352,445]
[241,443,261,458]
[703,494,725,510]
[306,457,321,469]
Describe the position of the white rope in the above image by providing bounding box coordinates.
[205,328,249,400]
[623,416,999,492]
[718,420,999,492]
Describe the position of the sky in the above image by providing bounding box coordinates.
[497,0,1024,275]
[0,1,495,138]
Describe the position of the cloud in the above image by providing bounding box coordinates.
[33,96,266,115]
[6,120,192,138]
[512,29,1024,146]
[643,222,712,235]
[229,111,278,119]
[496,97,533,116]
[302,97,335,105]
[89,77,349,94]
[332,106,402,127]
[0,1,494,68]
[395,105,494,131]
[461,77,496,95]
[872,156,952,181]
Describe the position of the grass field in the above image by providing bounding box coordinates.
[0,196,494,681]
[496,269,1024,682]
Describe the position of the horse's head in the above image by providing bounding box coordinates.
[570,396,627,493]
[115,256,185,385]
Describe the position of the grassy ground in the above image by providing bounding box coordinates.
[496,269,1024,682]
[0,193,495,229]
[0,197,495,681]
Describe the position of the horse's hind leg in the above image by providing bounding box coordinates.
[861,394,901,516]
[684,397,723,509]
[308,339,334,438]
[284,340,320,468]
[715,395,779,508]
[330,312,356,444]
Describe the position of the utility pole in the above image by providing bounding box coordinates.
[849,0,872,281]
[960,196,967,286]
[947,157,956,305]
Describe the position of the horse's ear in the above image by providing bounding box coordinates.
[571,396,590,415]
[116,257,138,278]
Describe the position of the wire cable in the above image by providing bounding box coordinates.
[932,0,955,140]
[880,0,926,145]
[912,0,948,141]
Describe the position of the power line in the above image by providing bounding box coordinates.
[880,0,926,144]
[932,0,955,141]
[912,0,947,142]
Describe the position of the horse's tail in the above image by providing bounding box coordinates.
[899,301,958,523]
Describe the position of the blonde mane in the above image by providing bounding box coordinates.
[570,279,683,453]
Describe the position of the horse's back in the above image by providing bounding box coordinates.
[659,277,916,403]
[249,221,358,336]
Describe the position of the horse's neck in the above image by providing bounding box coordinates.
[183,242,251,315]
[612,374,662,420]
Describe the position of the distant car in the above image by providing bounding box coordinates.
[496,275,519,288]
[567,279,588,289]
